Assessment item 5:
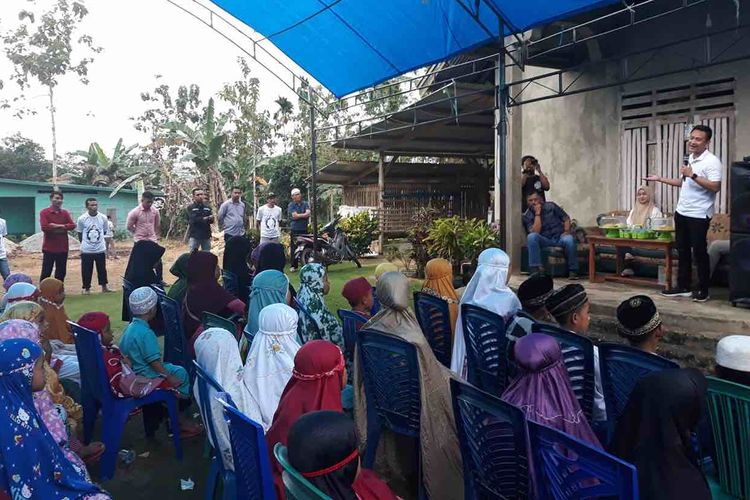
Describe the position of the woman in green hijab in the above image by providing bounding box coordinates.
[167,253,191,304]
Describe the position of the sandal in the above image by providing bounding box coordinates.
[81,442,106,465]
[179,422,204,439]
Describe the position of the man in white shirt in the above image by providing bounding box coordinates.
[77,198,112,294]
[645,124,722,302]
[256,192,282,243]
[0,216,10,280]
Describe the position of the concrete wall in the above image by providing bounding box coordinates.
[0,181,139,235]
[519,65,620,226]
[520,58,750,228]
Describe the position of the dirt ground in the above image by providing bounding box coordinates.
[6,240,188,292]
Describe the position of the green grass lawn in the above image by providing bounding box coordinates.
[65,261,421,338]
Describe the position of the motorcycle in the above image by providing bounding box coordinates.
[292,215,362,268]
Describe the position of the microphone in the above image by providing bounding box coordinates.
[682,155,689,181]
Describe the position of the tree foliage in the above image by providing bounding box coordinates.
[73,139,139,186]
[0,134,51,181]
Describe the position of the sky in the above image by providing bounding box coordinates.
[0,0,308,159]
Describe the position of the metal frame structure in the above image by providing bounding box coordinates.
[168,0,745,254]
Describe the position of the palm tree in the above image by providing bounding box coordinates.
[273,96,294,125]
[76,138,138,186]
[163,98,229,213]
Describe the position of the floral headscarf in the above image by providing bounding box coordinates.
[297,264,343,350]
[0,338,108,499]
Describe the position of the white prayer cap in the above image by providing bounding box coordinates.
[291,188,301,196]
[716,335,750,371]
[129,286,158,316]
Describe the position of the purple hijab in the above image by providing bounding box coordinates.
[502,333,601,448]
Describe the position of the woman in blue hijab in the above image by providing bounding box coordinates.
[0,337,110,499]
[243,270,290,341]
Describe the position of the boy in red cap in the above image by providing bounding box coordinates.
[341,277,374,319]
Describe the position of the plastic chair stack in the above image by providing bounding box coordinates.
[450,378,530,499]
[154,291,192,379]
[528,420,639,499]
[413,291,453,369]
[294,297,321,344]
[273,443,331,499]
[357,330,422,478]
[337,309,369,364]
[70,321,183,481]
[460,304,510,395]
[218,394,276,500]
[598,343,679,443]
[194,361,236,500]
[533,323,596,421]
[705,376,750,499]
[221,270,240,298]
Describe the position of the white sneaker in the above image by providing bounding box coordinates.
[620,268,635,277]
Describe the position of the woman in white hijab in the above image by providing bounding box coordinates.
[450,248,522,377]
[193,327,263,471]
[243,303,301,431]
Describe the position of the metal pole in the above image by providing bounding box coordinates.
[309,91,319,257]
[494,45,508,249]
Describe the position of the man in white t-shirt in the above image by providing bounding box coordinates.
[256,192,282,243]
[76,198,112,294]
[645,124,722,302]
[0,216,10,280]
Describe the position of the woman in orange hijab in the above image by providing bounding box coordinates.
[38,278,74,343]
[421,258,461,334]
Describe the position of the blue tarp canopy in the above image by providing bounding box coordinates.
[210,0,617,98]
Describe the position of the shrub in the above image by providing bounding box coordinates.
[339,211,380,257]
[409,207,439,278]
[424,217,501,269]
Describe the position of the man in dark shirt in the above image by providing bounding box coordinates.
[521,155,550,212]
[187,188,214,251]
[522,192,579,279]
[39,190,76,282]
[288,187,310,272]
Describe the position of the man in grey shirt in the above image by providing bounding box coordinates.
[218,186,247,242]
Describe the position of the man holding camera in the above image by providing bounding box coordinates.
[521,155,551,213]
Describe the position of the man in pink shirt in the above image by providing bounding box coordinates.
[127,191,163,280]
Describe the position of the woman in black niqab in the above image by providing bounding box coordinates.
[609,368,710,500]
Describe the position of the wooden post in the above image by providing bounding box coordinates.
[378,152,385,254]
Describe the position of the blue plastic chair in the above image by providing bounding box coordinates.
[294,297,321,344]
[370,286,380,316]
[357,329,422,480]
[219,395,276,500]
[156,293,191,376]
[528,420,639,499]
[194,362,236,500]
[598,343,678,444]
[413,291,453,369]
[70,321,183,481]
[533,323,596,422]
[122,278,136,321]
[337,309,369,364]
[460,303,510,395]
[222,270,240,298]
[450,378,530,499]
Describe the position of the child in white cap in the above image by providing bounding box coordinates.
[716,335,750,387]
[120,286,203,438]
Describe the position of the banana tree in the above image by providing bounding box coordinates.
[163,98,228,213]
[76,138,138,186]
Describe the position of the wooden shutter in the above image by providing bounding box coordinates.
[620,127,649,212]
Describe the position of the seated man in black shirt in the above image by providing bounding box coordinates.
[521,155,550,212]
[522,192,579,280]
